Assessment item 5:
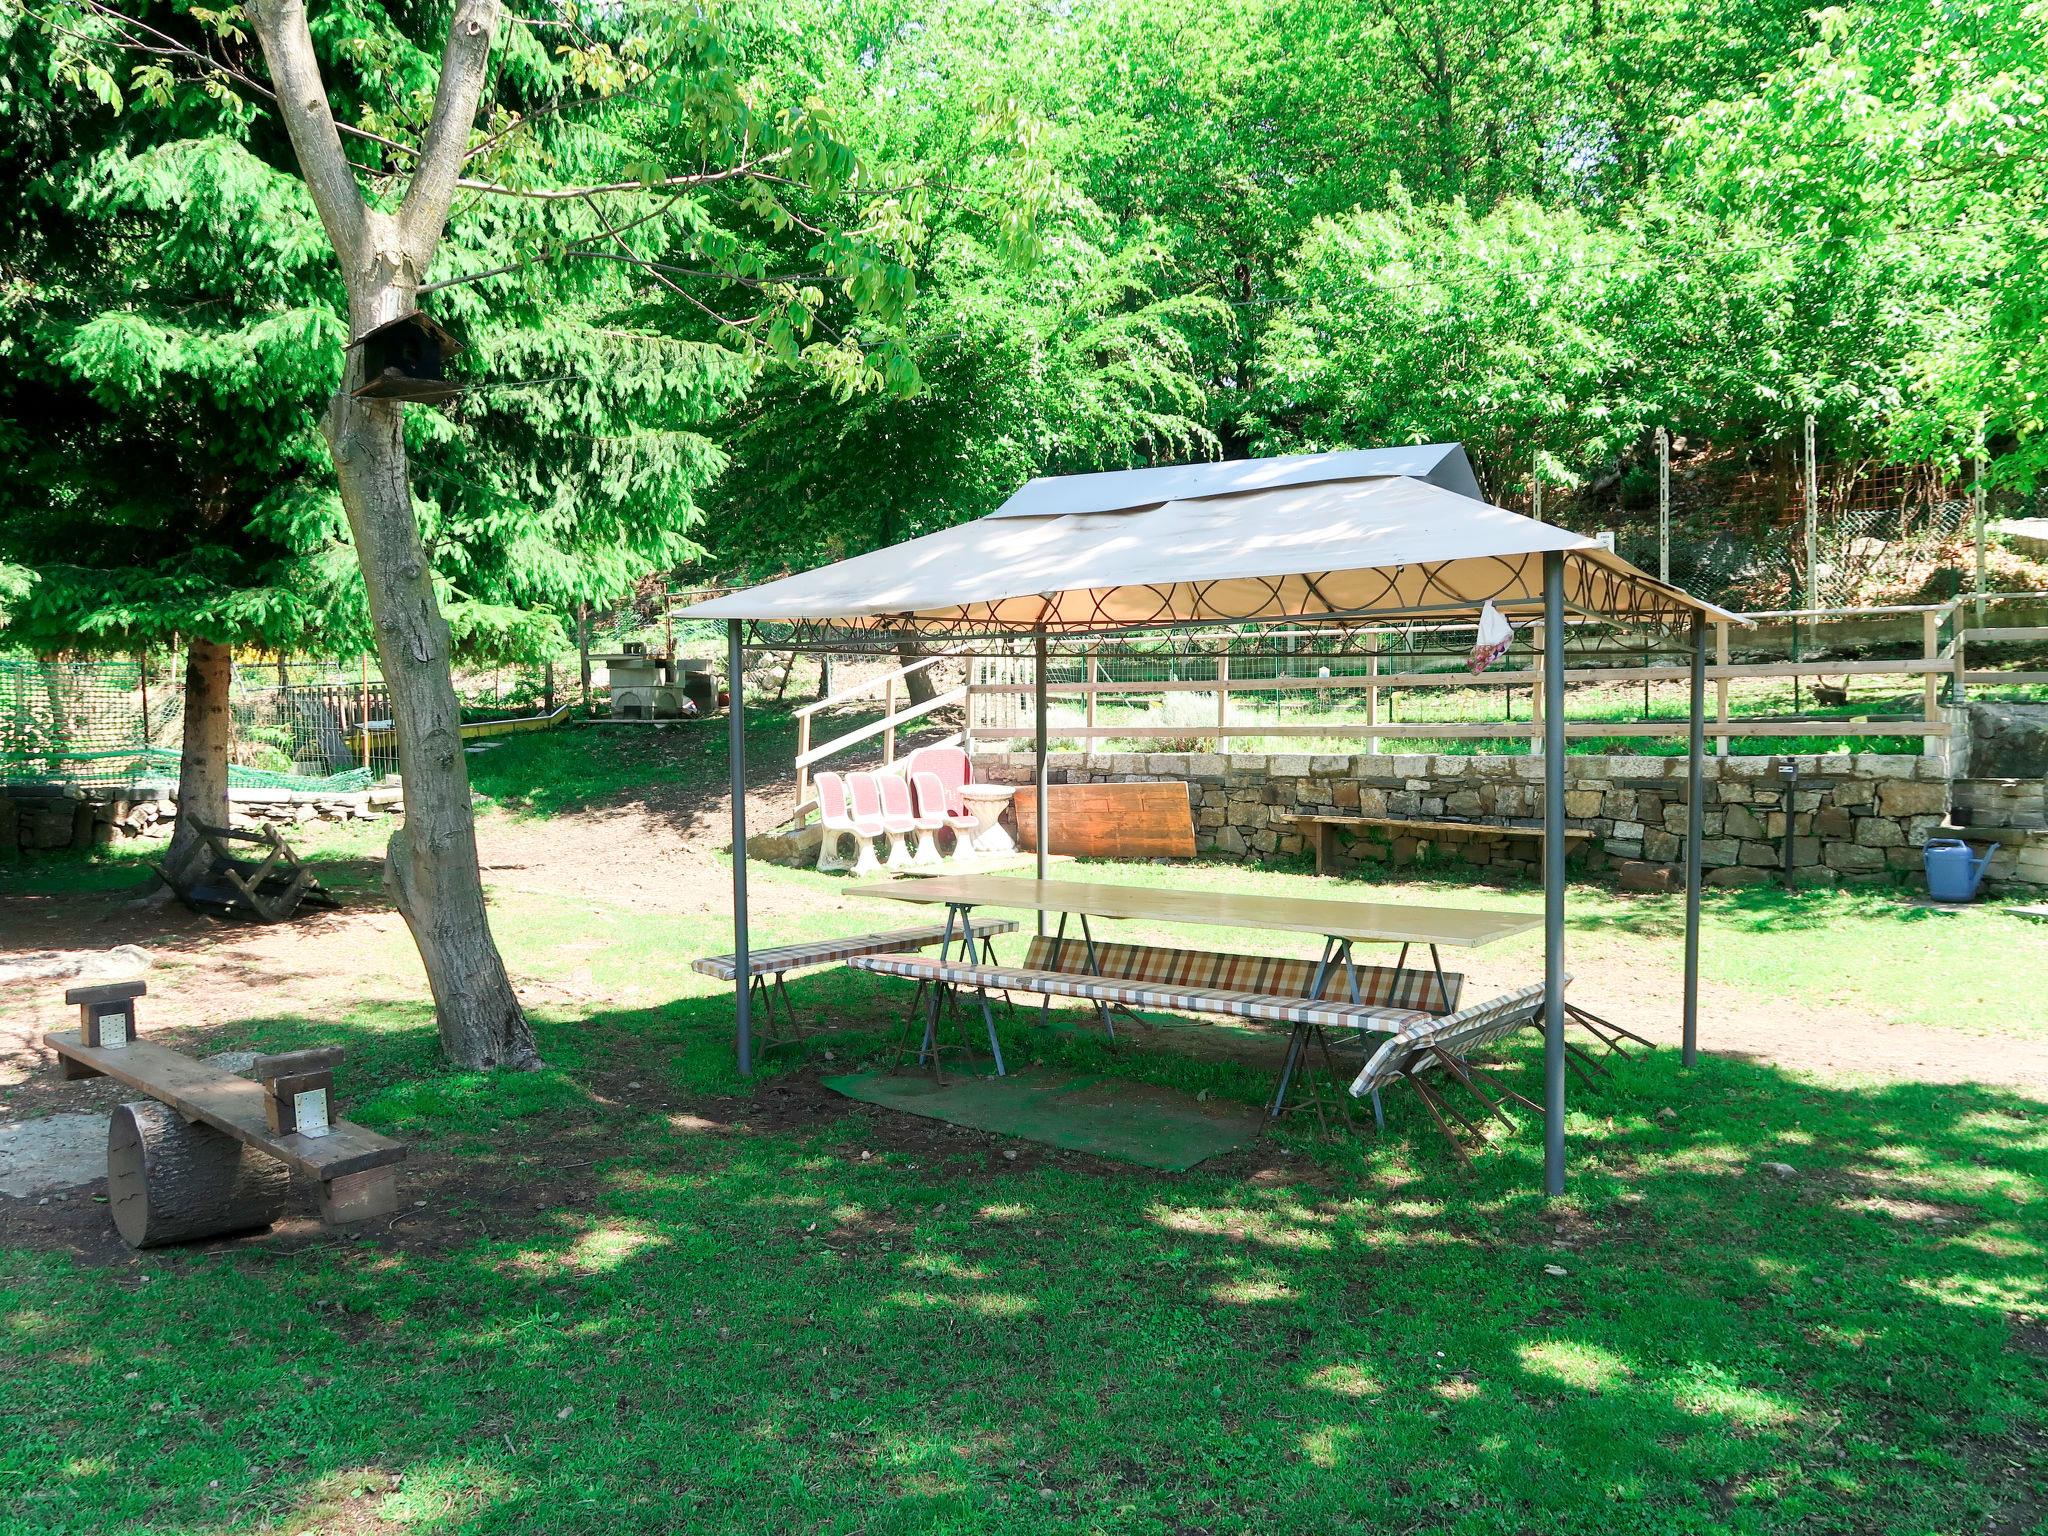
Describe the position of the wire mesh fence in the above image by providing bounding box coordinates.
[0,657,408,791]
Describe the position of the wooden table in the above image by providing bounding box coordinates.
[848,874,1536,948]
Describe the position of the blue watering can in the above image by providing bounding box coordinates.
[1924,838,1997,902]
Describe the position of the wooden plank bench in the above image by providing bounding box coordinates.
[692,921,1020,1044]
[46,1024,403,1246]
[1290,814,1593,876]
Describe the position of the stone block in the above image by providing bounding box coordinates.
[1814,807,1854,838]
[1310,755,1350,775]
[1876,780,1947,817]
[1854,817,1904,849]
[1612,820,1646,841]
[1446,790,1484,815]
[1214,826,1246,855]
[1616,860,1677,892]
[1739,840,1781,868]
[1648,831,1686,862]
[1722,805,1765,841]
[1825,842,1886,872]
[1707,866,1772,887]
[1269,754,1314,777]
[1565,790,1603,818]
[1904,815,1946,847]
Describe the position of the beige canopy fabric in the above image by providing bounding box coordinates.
[682,452,1741,639]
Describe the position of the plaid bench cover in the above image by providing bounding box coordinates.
[847,952,1439,1040]
[1021,936,1461,1012]
[693,921,1020,982]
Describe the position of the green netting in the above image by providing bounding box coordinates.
[2,657,394,790]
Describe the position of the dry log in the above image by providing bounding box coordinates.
[107,1100,290,1248]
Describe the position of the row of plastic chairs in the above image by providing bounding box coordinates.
[813,746,979,874]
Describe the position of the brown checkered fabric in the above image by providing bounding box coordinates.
[848,952,1438,1038]
[1021,937,1461,1012]
[693,921,1020,981]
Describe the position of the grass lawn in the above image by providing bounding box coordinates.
[3,726,2045,1534]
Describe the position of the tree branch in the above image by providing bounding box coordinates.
[399,0,504,265]
[246,0,368,264]
[453,153,789,201]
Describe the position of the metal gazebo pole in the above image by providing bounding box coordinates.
[1033,627,1050,934]
[1541,552,1568,1196]
[1683,611,1706,1066]
[727,619,753,1076]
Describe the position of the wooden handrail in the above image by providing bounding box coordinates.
[790,643,971,719]
[793,687,968,767]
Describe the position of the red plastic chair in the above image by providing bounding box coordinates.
[822,771,884,874]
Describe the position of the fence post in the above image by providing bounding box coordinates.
[358,655,372,772]
[1215,653,1230,744]
[1529,620,1544,754]
[795,712,811,817]
[1365,630,1381,755]
[1714,620,1731,758]
[1803,414,1820,645]
[1657,427,1671,585]
[577,603,592,714]
[1922,609,1944,762]
[137,652,150,747]
[1972,452,1987,624]
[963,653,979,756]
[1085,648,1098,736]
[882,674,897,766]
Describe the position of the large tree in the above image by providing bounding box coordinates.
[18,0,867,1066]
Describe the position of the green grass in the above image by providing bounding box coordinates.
[5,732,2046,1533]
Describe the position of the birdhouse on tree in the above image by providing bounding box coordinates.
[348,310,464,403]
[67,979,145,1048]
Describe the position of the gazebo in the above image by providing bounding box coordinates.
[683,445,1741,1193]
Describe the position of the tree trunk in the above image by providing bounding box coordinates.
[895,642,938,706]
[107,1099,290,1248]
[326,273,537,1071]
[248,0,532,1069]
[163,638,232,886]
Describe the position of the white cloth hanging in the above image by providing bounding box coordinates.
[1468,599,1514,674]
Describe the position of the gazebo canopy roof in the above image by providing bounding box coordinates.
[683,447,1741,641]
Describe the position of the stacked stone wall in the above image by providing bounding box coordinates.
[969,751,2047,889]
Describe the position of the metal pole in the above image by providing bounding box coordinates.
[727,620,753,1076]
[1657,427,1671,585]
[1683,612,1705,1068]
[1803,414,1819,637]
[1033,629,1050,933]
[1541,551,1567,1197]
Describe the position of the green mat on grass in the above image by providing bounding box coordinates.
[822,1069,1263,1171]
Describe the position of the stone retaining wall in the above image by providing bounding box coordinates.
[971,750,2048,890]
[1,784,403,857]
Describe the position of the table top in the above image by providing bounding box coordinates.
[847,874,1538,948]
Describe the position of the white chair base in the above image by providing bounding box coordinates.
[884,832,915,870]
[816,829,855,873]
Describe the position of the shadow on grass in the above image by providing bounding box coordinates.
[6,977,2045,1535]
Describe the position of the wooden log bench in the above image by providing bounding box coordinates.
[47,985,402,1247]
[1290,813,1594,876]
[691,921,1020,1045]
